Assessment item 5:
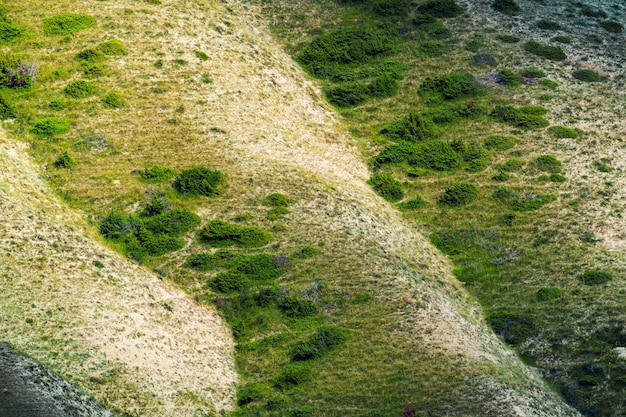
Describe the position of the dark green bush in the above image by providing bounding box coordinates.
[0,95,15,119]
[142,209,201,236]
[491,105,549,129]
[397,195,428,210]
[43,14,96,35]
[536,19,561,30]
[497,158,524,172]
[30,117,71,137]
[368,74,399,98]
[209,271,249,293]
[533,155,562,173]
[416,0,463,18]
[184,253,216,271]
[368,172,404,202]
[496,34,520,43]
[380,111,435,142]
[465,39,482,53]
[487,309,535,345]
[492,0,520,15]
[53,151,73,169]
[100,211,134,240]
[324,84,368,107]
[580,270,612,286]
[267,206,290,220]
[103,91,125,108]
[548,126,579,139]
[139,165,173,183]
[278,296,316,317]
[75,49,104,63]
[418,41,445,57]
[64,80,97,98]
[233,254,283,281]
[492,171,510,182]
[237,384,264,406]
[273,364,311,389]
[198,220,273,248]
[521,68,546,79]
[438,182,479,206]
[0,22,25,43]
[142,235,184,256]
[421,20,452,40]
[499,69,522,87]
[264,193,290,207]
[173,166,226,196]
[98,39,128,55]
[593,160,613,173]
[523,41,566,61]
[83,63,105,78]
[371,0,412,16]
[553,35,571,44]
[599,20,623,33]
[539,79,559,89]
[291,326,349,361]
[420,73,485,100]
[572,69,602,82]
[374,140,461,171]
[484,135,516,151]
[537,286,563,301]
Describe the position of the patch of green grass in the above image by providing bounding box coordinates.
[0,22,26,43]
[53,151,73,169]
[548,126,579,139]
[419,73,486,101]
[291,326,349,361]
[184,253,216,271]
[43,13,96,36]
[536,286,563,301]
[98,39,128,56]
[195,50,209,61]
[64,80,97,98]
[380,111,435,142]
[492,0,520,15]
[599,20,622,33]
[0,95,15,119]
[138,165,174,183]
[572,69,602,82]
[483,135,516,151]
[173,167,226,197]
[523,41,566,61]
[368,172,404,202]
[496,34,520,43]
[264,193,290,207]
[487,309,535,345]
[397,195,428,210]
[30,117,71,137]
[75,49,104,63]
[491,105,549,129]
[374,140,461,171]
[492,186,556,211]
[103,91,126,108]
[198,220,273,248]
[532,155,562,173]
[579,270,612,286]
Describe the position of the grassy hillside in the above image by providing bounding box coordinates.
[0,0,621,416]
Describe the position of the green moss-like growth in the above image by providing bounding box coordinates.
[380,111,435,142]
[438,182,479,206]
[30,117,71,137]
[64,80,97,98]
[198,220,272,248]
[548,126,579,139]
[484,135,516,151]
[98,39,128,56]
[523,41,566,61]
[173,166,226,196]
[103,91,126,108]
[496,34,520,43]
[599,20,623,33]
[0,22,26,43]
[580,269,612,286]
[75,49,104,63]
[139,165,174,183]
[43,13,96,35]
[374,140,461,171]
[0,95,15,119]
[419,73,485,101]
[536,286,563,301]
[292,327,349,361]
[264,193,290,207]
[368,172,404,202]
[416,0,463,18]
[492,0,520,15]
[397,195,428,210]
[532,155,562,173]
[487,310,535,345]
[536,19,561,30]
[572,69,602,82]
[491,105,549,129]
[53,151,73,169]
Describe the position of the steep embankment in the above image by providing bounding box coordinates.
[0,0,583,415]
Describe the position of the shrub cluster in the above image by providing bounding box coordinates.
[416,0,463,18]
[30,117,71,137]
[536,286,563,301]
[277,296,317,317]
[325,74,399,107]
[496,34,520,43]
[523,41,566,61]
[483,135,516,151]
[98,39,128,56]
[492,186,556,211]
[599,20,623,33]
[451,140,490,172]
[76,49,104,63]
[43,13,96,35]
[0,22,25,43]
[536,19,561,30]
[103,91,126,108]
[291,327,349,361]
[579,269,612,286]
[572,69,602,82]
[380,111,435,142]
[498,69,522,87]
[419,73,485,101]
[438,182,479,206]
[207,253,283,293]
[397,195,428,210]
[0,95,15,119]
[173,166,226,196]
[532,154,562,173]
[64,80,97,98]
[548,126,579,139]
[491,105,549,129]
[198,220,272,248]
[492,0,520,15]
[368,172,404,202]
[487,309,535,345]
[53,151,73,169]
[139,165,173,183]
[374,140,461,171]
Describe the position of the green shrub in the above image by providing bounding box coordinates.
[264,193,290,207]
[142,235,184,256]
[539,79,559,89]
[142,209,201,236]
[397,195,428,210]
[593,160,612,173]
[553,35,571,44]
[139,165,174,183]
[492,171,510,181]
[75,49,104,63]
[438,182,479,206]
[273,364,311,389]
[43,13,96,35]
[64,80,97,98]
[523,41,566,61]
[173,166,226,196]
[237,384,264,406]
[53,151,73,169]
[465,39,482,52]
[496,34,520,43]
[599,20,623,33]
[536,19,561,30]
[418,40,445,57]
[368,172,404,202]
[103,91,126,108]
[291,246,321,260]
[278,296,316,317]
[98,39,128,56]
[31,117,71,137]
[0,95,15,119]
[100,211,133,240]
[492,0,520,15]
[292,326,349,361]
[209,271,249,293]
[497,158,524,172]
[491,187,556,211]
[374,140,461,171]
[521,68,546,79]
[233,254,283,281]
[265,395,289,411]
[194,50,209,60]
[533,155,562,173]
[491,105,549,129]
[324,84,369,107]
[548,126,579,139]
[420,73,485,100]
[48,99,66,110]
[267,206,290,220]
[499,69,522,87]
[83,63,105,78]
[0,22,25,43]
[184,253,216,271]
[580,270,612,286]
[380,111,435,142]
[484,135,516,151]
[198,220,273,248]
[421,20,452,40]
[367,74,399,98]
[416,0,463,18]
[487,309,535,345]
[537,286,563,301]
[572,69,602,82]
